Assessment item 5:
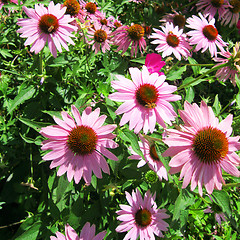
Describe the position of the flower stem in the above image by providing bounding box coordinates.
[178,62,228,90]
[38,50,43,75]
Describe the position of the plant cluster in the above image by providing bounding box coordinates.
[0,0,240,239]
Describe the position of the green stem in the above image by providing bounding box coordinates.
[222,182,240,189]
[165,60,180,75]
[177,62,228,90]
[38,50,43,75]
[184,64,215,67]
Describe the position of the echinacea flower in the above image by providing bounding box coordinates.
[129,134,168,181]
[86,21,112,53]
[145,53,165,76]
[160,10,186,29]
[186,13,227,57]
[109,66,181,134]
[150,22,191,61]
[221,0,240,27]
[40,105,118,185]
[196,0,229,21]
[96,11,115,28]
[79,0,101,21]
[50,222,106,240]
[116,188,169,239]
[63,0,86,23]
[213,42,240,86]
[17,1,77,58]
[163,101,240,196]
[112,23,146,57]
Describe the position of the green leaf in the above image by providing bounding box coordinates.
[188,57,200,77]
[119,129,143,158]
[42,110,62,119]
[8,86,36,114]
[0,49,13,58]
[14,219,41,240]
[166,66,186,81]
[182,76,206,87]
[185,86,195,103]
[48,55,69,67]
[19,117,50,132]
[213,94,221,115]
[211,190,231,217]
[130,57,145,64]
[172,189,195,220]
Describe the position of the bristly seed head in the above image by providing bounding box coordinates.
[128,24,145,41]
[173,14,186,28]
[39,14,59,34]
[202,25,218,41]
[166,33,180,47]
[85,2,97,14]
[135,83,159,109]
[94,29,107,42]
[67,125,97,155]
[63,0,81,16]
[135,208,152,227]
[230,0,240,13]
[193,127,228,164]
[211,0,224,8]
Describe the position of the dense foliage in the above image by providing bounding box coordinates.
[0,0,240,239]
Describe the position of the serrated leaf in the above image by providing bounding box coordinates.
[8,86,36,114]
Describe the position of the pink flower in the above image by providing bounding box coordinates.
[196,0,229,21]
[17,2,77,58]
[145,53,165,76]
[96,11,115,28]
[150,22,191,61]
[40,105,118,185]
[109,66,181,134]
[237,19,240,33]
[62,0,86,23]
[112,23,146,57]
[213,42,240,86]
[50,222,106,240]
[116,188,169,239]
[163,101,240,196]
[86,22,112,53]
[221,0,240,27]
[186,13,227,57]
[129,134,168,181]
[79,0,102,21]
